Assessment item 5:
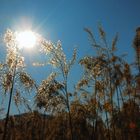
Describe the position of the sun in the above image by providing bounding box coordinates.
[16,30,37,49]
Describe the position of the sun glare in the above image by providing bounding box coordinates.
[16,30,37,49]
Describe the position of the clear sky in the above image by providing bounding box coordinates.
[0,0,140,114]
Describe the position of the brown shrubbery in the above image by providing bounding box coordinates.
[0,27,140,140]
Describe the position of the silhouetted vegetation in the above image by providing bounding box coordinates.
[0,26,140,140]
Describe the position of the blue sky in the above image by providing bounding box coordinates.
[0,0,140,114]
